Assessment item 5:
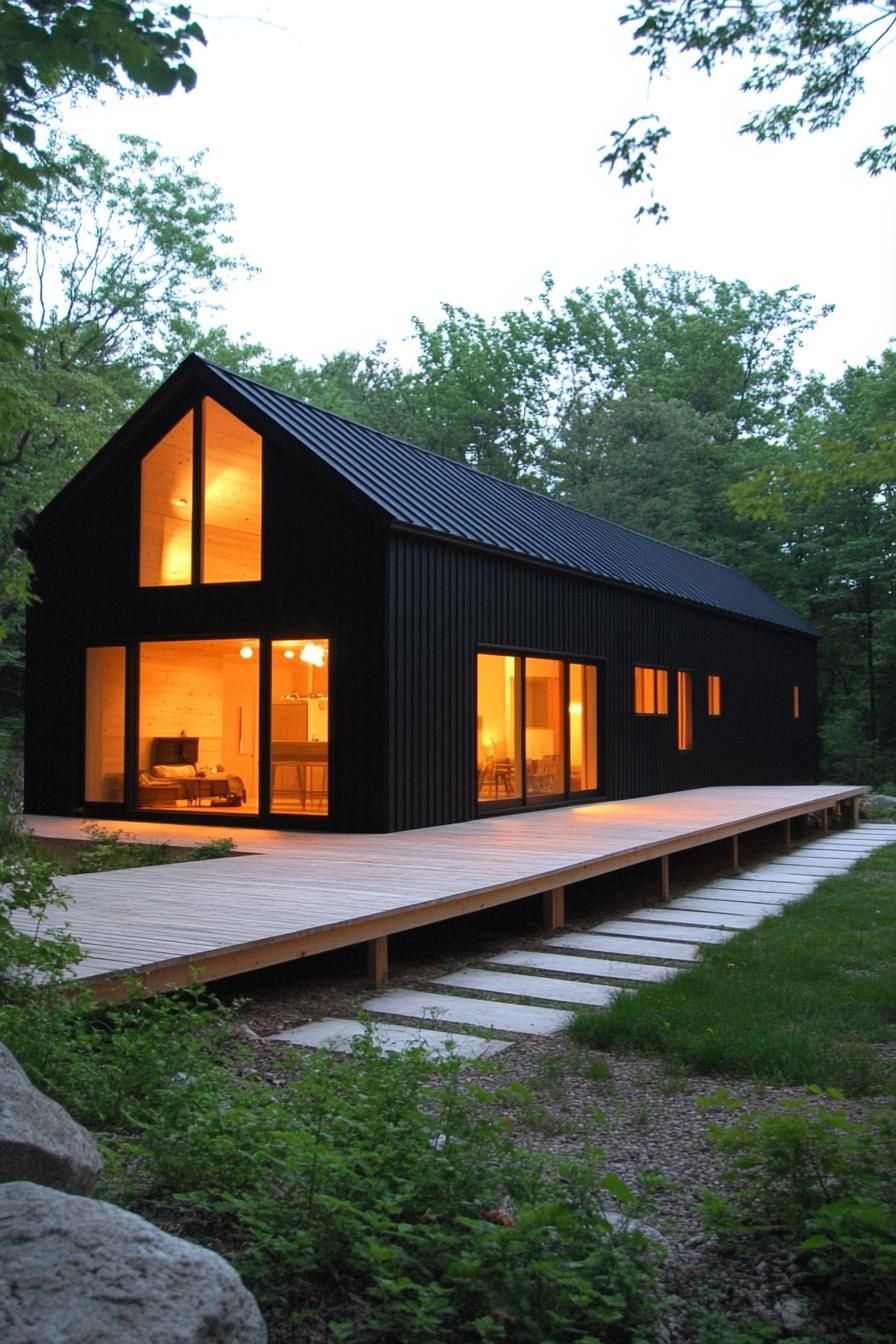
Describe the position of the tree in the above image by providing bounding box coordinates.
[0,1,203,236]
[731,350,896,784]
[604,0,896,220]
[546,267,824,581]
[0,133,248,667]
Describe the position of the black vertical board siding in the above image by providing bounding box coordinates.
[387,534,817,832]
[25,431,393,832]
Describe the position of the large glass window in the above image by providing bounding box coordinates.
[707,674,722,716]
[477,654,522,802]
[84,647,126,802]
[477,652,598,807]
[136,639,259,812]
[140,400,262,588]
[139,413,193,586]
[201,398,262,583]
[270,639,329,816]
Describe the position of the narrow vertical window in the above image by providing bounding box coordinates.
[707,674,722,716]
[677,670,693,750]
[139,412,193,586]
[477,654,522,802]
[793,684,800,719]
[634,665,668,714]
[569,663,598,792]
[84,647,126,801]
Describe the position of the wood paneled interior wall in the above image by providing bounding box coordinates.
[387,533,818,832]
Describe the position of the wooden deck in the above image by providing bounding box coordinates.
[24,784,866,1001]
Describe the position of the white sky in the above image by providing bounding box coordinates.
[65,0,895,380]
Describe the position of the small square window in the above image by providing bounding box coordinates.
[634,666,668,715]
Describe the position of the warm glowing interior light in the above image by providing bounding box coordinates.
[174,497,188,507]
[568,701,582,715]
[239,644,254,660]
[300,643,326,667]
[283,649,295,660]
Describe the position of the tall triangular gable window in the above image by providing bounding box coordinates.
[139,399,262,586]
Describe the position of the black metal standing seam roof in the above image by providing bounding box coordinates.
[202,358,817,637]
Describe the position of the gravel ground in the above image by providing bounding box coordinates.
[219,825,893,1342]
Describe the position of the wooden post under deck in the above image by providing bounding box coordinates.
[783,817,792,848]
[731,833,740,870]
[541,886,565,930]
[367,935,388,986]
[822,808,829,832]
[659,854,670,901]
[851,795,861,826]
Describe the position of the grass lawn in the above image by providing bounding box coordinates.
[569,841,896,1096]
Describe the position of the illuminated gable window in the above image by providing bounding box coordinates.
[707,674,722,716]
[140,400,262,587]
[139,412,193,586]
[634,665,668,715]
[201,398,262,583]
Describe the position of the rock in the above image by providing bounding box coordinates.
[0,1043,103,1194]
[867,793,896,809]
[775,1294,811,1333]
[603,1208,669,1246]
[0,1182,267,1344]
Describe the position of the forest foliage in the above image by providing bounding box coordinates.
[0,1,893,785]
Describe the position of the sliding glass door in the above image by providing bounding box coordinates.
[477,652,598,808]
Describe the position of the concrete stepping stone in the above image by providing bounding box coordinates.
[772,858,853,872]
[591,918,734,943]
[364,989,571,1035]
[628,907,759,929]
[488,949,675,981]
[734,866,821,886]
[269,1017,510,1058]
[551,932,700,961]
[435,968,622,1007]
[684,886,792,906]
[666,896,782,917]
[699,877,815,896]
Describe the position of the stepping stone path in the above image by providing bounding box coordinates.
[267,824,894,1058]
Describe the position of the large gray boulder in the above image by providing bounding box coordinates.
[0,1043,103,1194]
[0,1181,267,1343]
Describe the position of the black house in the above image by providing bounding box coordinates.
[24,355,818,832]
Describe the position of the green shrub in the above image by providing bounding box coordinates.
[0,847,81,991]
[70,823,236,872]
[104,1031,662,1342]
[702,1092,896,1332]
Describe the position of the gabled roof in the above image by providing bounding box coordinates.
[203,358,816,637]
[29,353,816,637]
